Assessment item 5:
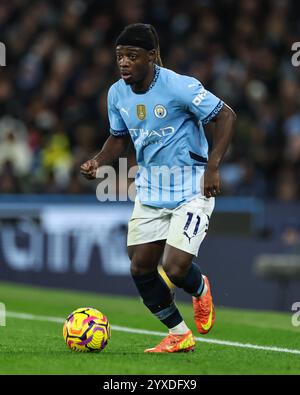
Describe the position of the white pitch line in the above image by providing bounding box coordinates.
[6,311,300,356]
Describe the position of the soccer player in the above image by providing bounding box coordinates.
[81,23,236,353]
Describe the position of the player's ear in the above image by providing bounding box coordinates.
[148,49,156,63]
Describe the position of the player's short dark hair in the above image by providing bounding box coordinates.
[116,23,163,66]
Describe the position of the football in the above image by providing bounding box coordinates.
[63,307,111,352]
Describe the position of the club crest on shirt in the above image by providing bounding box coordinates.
[137,104,146,120]
[154,104,167,118]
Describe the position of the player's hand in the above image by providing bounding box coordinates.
[203,165,221,198]
[80,159,99,180]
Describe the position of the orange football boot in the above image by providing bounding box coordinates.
[144,330,195,353]
[192,275,215,334]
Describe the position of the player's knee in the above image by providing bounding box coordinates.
[130,261,142,276]
[130,253,153,276]
[162,261,186,286]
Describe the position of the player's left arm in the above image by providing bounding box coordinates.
[180,77,236,198]
[204,103,236,198]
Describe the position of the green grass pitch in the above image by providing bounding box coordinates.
[0,281,299,375]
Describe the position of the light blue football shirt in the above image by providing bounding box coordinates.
[107,65,223,208]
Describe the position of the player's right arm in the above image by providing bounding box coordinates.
[80,134,131,179]
[81,84,130,180]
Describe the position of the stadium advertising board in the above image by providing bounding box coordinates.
[0,203,136,294]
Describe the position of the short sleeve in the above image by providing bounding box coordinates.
[181,77,224,124]
[107,86,129,136]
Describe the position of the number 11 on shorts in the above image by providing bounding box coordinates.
[184,212,201,236]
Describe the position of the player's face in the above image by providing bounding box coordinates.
[116,46,154,85]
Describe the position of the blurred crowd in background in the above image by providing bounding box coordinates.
[0,0,299,200]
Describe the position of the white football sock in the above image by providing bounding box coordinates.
[169,321,190,335]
